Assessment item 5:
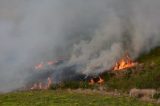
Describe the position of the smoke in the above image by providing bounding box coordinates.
[0,0,160,92]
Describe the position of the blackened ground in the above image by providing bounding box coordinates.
[26,63,86,86]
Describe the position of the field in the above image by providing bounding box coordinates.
[0,90,158,106]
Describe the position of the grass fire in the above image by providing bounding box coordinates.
[29,52,137,90]
[0,0,160,106]
[113,52,138,71]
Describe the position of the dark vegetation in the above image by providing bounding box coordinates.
[50,81,93,90]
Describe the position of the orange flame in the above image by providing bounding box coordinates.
[34,61,56,70]
[34,58,64,70]
[35,62,44,70]
[113,53,137,71]
[47,61,55,65]
[97,76,104,85]
[89,79,95,85]
[30,77,52,90]
[89,76,104,85]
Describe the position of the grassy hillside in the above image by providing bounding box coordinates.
[0,47,160,106]
[105,47,160,90]
[0,90,158,106]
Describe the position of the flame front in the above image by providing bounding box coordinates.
[35,62,44,70]
[113,53,137,71]
[30,77,52,90]
[89,76,104,85]
[89,79,95,85]
[47,61,55,65]
[97,76,104,85]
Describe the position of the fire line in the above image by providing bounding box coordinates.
[113,53,137,71]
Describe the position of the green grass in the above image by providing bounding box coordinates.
[105,47,160,91]
[0,90,158,106]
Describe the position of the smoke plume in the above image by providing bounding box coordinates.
[0,0,160,92]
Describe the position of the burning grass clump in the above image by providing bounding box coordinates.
[105,66,160,91]
[104,47,160,91]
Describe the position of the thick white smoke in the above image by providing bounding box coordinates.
[0,0,160,92]
[69,0,160,75]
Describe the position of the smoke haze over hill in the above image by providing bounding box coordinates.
[0,0,160,92]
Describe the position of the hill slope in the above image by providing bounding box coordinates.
[105,47,160,90]
[0,47,160,106]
